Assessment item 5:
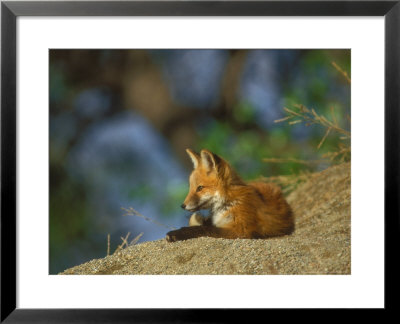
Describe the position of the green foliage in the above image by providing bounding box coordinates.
[161,182,188,216]
[196,50,350,181]
[233,101,256,124]
[128,184,153,200]
[49,172,90,272]
[50,167,89,244]
[196,117,307,180]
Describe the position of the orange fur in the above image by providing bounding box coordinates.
[166,149,294,242]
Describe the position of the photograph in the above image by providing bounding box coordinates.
[49,49,351,275]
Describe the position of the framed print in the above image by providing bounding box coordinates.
[1,0,399,322]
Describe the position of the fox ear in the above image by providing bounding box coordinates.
[200,149,220,172]
[186,149,200,169]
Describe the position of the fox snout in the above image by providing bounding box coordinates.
[181,200,196,211]
[181,194,202,212]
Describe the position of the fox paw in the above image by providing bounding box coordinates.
[166,230,179,242]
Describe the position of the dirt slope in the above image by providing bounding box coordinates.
[61,162,351,275]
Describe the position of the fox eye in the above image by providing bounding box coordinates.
[196,186,204,192]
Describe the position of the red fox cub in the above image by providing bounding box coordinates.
[166,149,294,242]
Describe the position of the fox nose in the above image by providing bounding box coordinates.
[181,204,186,209]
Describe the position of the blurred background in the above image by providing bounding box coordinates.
[50,49,350,274]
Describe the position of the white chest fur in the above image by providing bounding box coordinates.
[212,209,233,227]
[211,191,234,227]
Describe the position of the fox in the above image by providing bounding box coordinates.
[166,149,294,242]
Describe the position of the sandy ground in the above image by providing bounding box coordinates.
[61,162,351,275]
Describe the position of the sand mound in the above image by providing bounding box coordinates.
[61,162,351,275]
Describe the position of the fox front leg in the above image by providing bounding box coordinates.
[188,213,212,227]
[166,226,238,242]
[188,212,205,226]
[166,226,212,242]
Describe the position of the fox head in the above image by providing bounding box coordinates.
[181,149,244,212]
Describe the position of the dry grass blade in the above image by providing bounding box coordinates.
[107,234,110,257]
[120,232,131,248]
[311,108,318,118]
[331,61,351,84]
[122,207,176,230]
[273,61,351,170]
[114,232,131,254]
[296,104,310,113]
[259,171,312,195]
[279,104,350,138]
[317,127,332,150]
[322,146,351,161]
[110,232,143,255]
[283,107,302,117]
[330,106,338,125]
[130,232,144,245]
[276,102,351,163]
[263,157,327,166]
[274,116,293,123]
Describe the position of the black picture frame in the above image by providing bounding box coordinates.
[1,0,398,322]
